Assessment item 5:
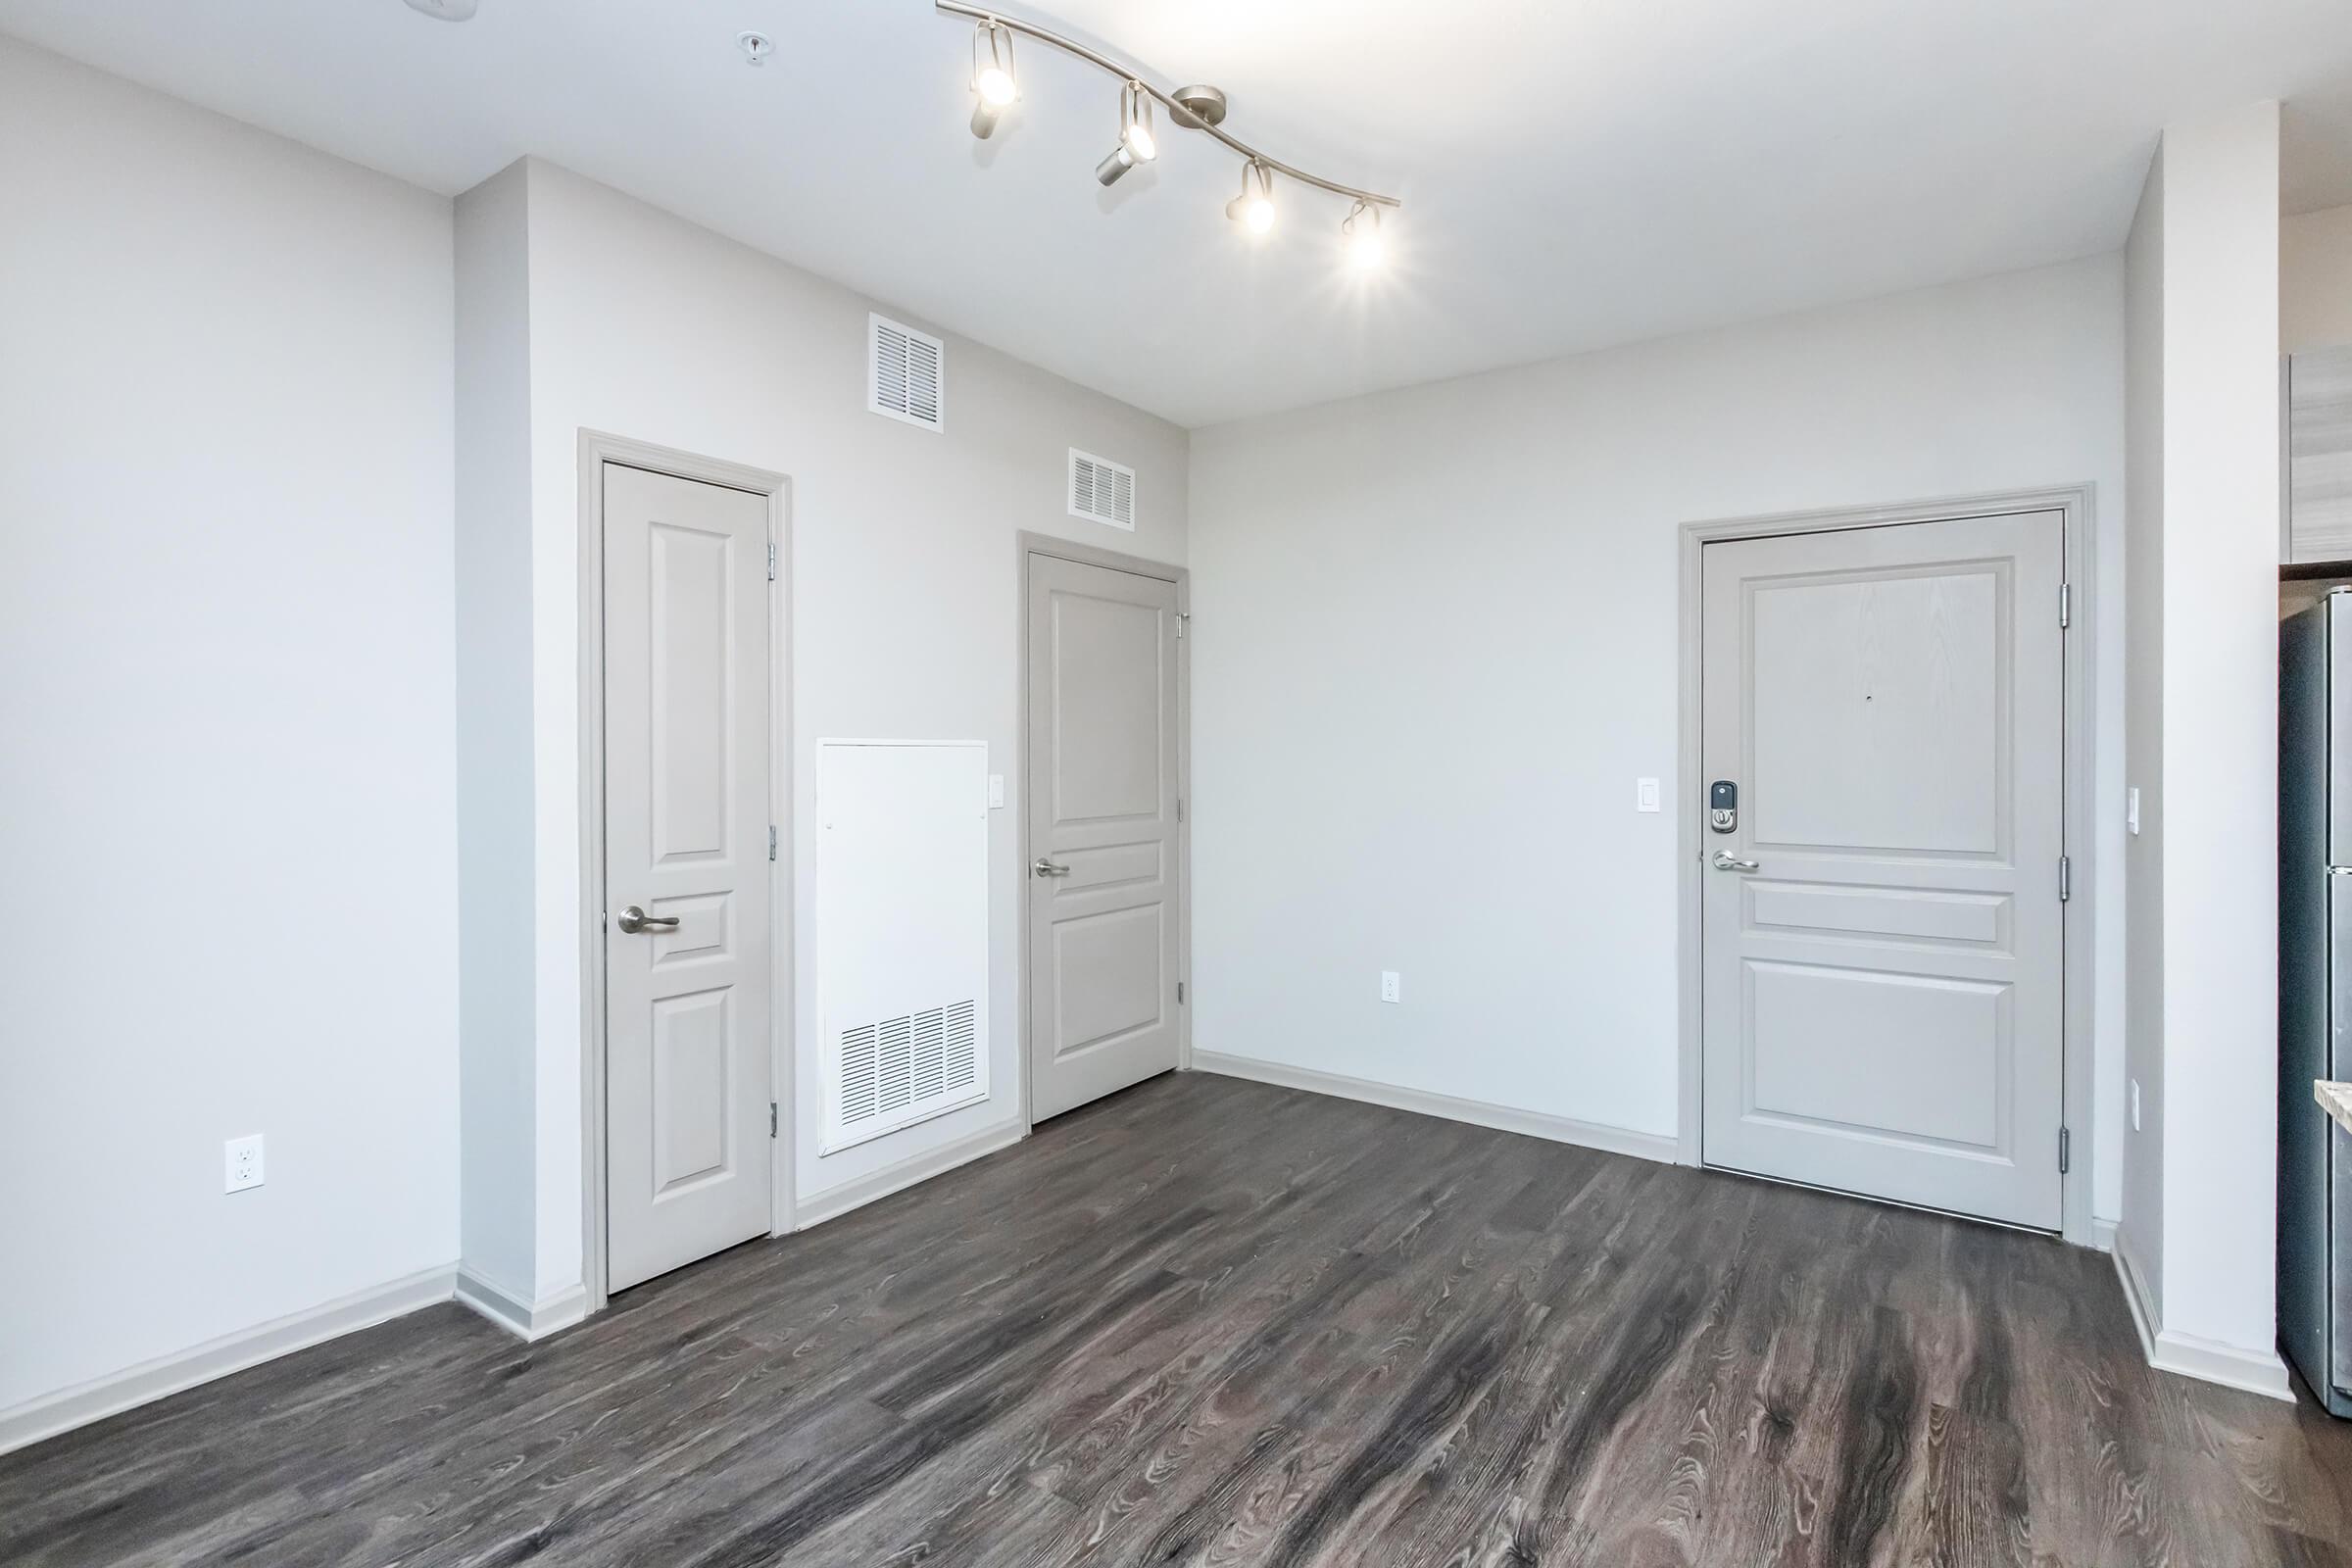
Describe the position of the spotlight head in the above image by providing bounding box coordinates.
[1343,202,1386,270]
[968,22,1017,139]
[1119,82,1157,163]
[1097,145,1137,185]
[1226,162,1275,236]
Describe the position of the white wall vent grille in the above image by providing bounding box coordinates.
[1069,449,1137,530]
[869,313,945,431]
[816,739,990,1152]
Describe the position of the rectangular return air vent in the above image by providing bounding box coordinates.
[816,739,990,1152]
[869,313,945,431]
[1069,449,1136,530]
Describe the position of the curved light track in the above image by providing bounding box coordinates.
[933,1,1402,211]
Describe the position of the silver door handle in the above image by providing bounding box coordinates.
[1032,858,1071,878]
[615,905,680,933]
[1710,851,1760,873]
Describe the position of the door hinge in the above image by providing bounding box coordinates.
[2059,582,2071,629]
[769,824,778,861]
[2059,1126,2071,1174]
[1177,980,1186,1004]
[769,1102,779,1138]
[2058,856,2071,902]
[767,541,779,581]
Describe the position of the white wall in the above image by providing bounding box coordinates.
[466,161,1190,1301]
[1189,256,2131,1220]
[2283,204,2352,352]
[453,160,542,1304]
[0,40,459,1413]
[2139,103,2282,1359]
[2122,151,2169,1311]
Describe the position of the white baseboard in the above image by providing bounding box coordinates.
[2111,1226,2292,1402]
[0,1263,459,1458]
[795,1117,1029,1230]
[2090,1216,2118,1253]
[453,1270,590,1343]
[1190,1052,1679,1165]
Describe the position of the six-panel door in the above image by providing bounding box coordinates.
[603,462,773,1292]
[1699,513,2066,1229]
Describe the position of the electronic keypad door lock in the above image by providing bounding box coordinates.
[1709,780,1738,834]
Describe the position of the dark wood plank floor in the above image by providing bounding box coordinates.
[9,1072,2352,1566]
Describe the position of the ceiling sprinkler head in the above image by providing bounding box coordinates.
[738,30,776,67]
[402,0,479,20]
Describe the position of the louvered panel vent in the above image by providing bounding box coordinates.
[1069,449,1137,530]
[835,1001,980,1135]
[869,313,945,431]
[816,739,990,1154]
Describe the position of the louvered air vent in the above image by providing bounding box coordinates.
[1069,449,1137,530]
[837,1001,979,1134]
[869,313,944,430]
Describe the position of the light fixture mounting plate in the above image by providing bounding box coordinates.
[1169,84,1228,130]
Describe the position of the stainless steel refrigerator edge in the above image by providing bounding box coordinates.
[2280,587,2352,1416]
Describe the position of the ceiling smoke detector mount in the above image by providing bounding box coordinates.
[402,0,478,19]
[738,30,776,67]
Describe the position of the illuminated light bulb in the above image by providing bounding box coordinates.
[1343,203,1385,270]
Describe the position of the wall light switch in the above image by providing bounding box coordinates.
[2131,1079,2141,1133]
[1636,777,1661,813]
[988,773,1005,809]
[1379,970,1401,1004]
[224,1134,265,1194]
[2126,787,2140,836]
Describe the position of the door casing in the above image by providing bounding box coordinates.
[1015,531,1192,1128]
[1675,485,2100,1246]
[578,430,794,1319]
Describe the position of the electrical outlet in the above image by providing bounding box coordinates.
[987,773,1005,809]
[1380,970,1401,1004]
[2130,1080,2141,1133]
[224,1134,265,1194]
[1636,777,1661,813]
[2126,786,2140,836]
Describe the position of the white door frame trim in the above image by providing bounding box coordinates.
[577,429,795,1318]
[1013,531,1192,1130]
[1674,484,2100,1247]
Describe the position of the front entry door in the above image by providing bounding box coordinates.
[1699,512,2066,1229]
[1026,552,1183,1121]
[604,462,774,1291]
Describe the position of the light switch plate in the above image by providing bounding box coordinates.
[1636,777,1661,813]
[224,1134,265,1194]
[2126,786,2140,836]
[2131,1080,2141,1132]
[987,773,1005,809]
[1379,970,1401,1004]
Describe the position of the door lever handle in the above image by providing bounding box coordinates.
[1032,858,1072,878]
[615,905,681,933]
[1710,851,1761,873]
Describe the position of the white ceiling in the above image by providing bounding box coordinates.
[5,0,2351,427]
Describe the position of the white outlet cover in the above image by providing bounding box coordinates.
[2131,1079,2141,1132]
[1380,970,1401,1004]
[2126,786,2140,836]
[988,773,1005,809]
[1636,777,1661,813]
[224,1134,265,1194]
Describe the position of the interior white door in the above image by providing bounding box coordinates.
[1699,512,2066,1229]
[604,462,773,1292]
[1027,553,1183,1121]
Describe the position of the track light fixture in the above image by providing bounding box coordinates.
[936,1,1398,259]
[1225,161,1276,236]
[968,20,1017,140]
[1095,81,1159,185]
[1342,200,1384,270]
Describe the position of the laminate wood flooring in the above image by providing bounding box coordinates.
[7,1071,2352,1566]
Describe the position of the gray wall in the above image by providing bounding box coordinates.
[0,39,459,1412]
[1188,256,2130,1213]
